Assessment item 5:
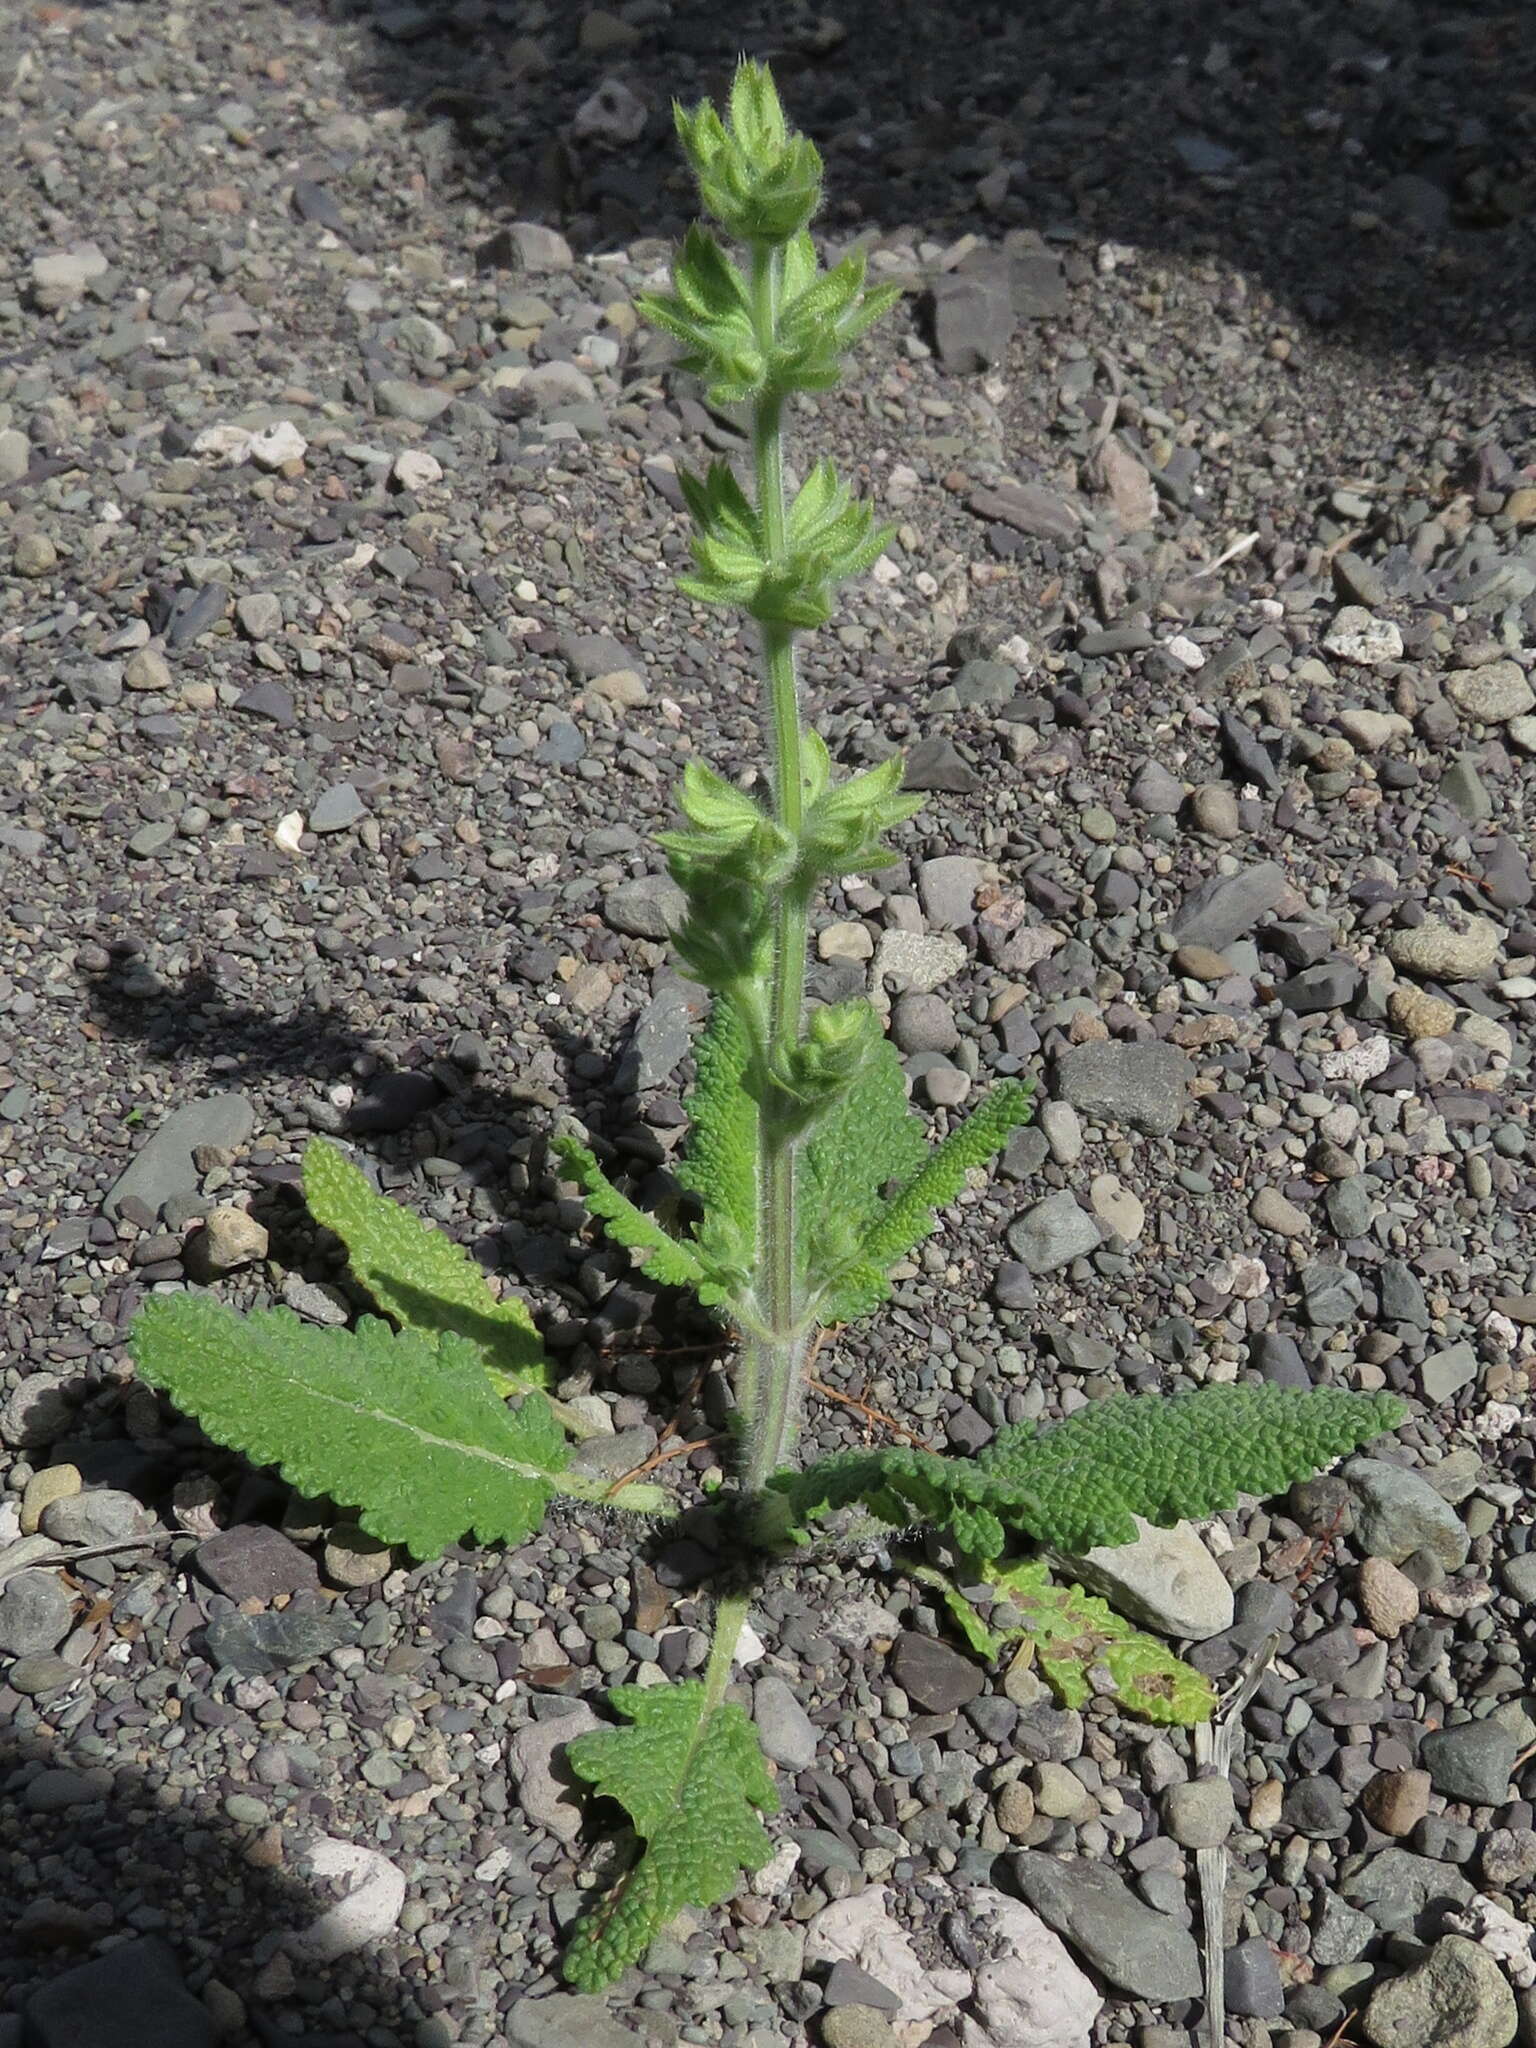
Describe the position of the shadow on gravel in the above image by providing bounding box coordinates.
[146,0,1536,364]
[0,1720,428,2047]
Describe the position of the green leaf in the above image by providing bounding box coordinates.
[858,1079,1036,1273]
[983,1559,1217,1725]
[302,1138,549,1396]
[804,1074,1033,1327]
[675,996,759,1300]
[762,1387,1405,1563]
[552,1135,711,1295]
[796,1024,928,1323]
[562,1682,779,1991]
[129,1295,663,1556]
[976,1385,1409,1553]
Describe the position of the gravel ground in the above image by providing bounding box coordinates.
[2,2,1535,2046]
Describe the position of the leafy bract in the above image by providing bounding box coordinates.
[675,996,758,1305]
[801,1055,1033,1327]
[764,1386,1405,1559]
[562,1682,779,1990]
[551,1133,713,1297]
[130,1296,663,1557]
[930,1560,1217,1726]
[302,1137,549,1396]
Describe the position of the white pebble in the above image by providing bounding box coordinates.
[289,1836,406,1961]
[247,420,308,470]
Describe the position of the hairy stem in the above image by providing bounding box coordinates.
[743,239,810,1492]
[701,1587,750,1718]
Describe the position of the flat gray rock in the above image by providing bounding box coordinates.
[1010,1852,1203,2002]
[24,1936,216,2048]
[1168,860,1288,949]
[102,1092,255,1221]
[1053,1040,1191,1137]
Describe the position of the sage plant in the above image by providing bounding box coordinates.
[131,60,1404,1992]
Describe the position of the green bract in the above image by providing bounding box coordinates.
[119,57,1408,2000]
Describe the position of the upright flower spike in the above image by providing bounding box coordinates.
[673,59,822,245]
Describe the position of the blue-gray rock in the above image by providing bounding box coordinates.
[1419,1721,1518,1806]
[903,736,981,793]
[0,1569,73,1656]
[102,1092,255,1220]
[1053,1040,1191,1136]
[349,1069,440,1134]
[1300,1263,1364,1328]
[203,1608,362,1677]
[1006,1191,1102,1274]
[1225,1938,1286,2018]
[1251,1331,1312,1388]
[1338,1847,1474,1937]
[1325,1177,1377,1239]
[1311,1891,1377,1967]
[929,252,1015,374]
[1010,1853,1203,2001]
[1168,861,1288,950]
[23,1766,113,1813]
[753,1673,819,1770]
[309,781,367,833]
[1378,1259,1429,1328]
[1129,759,1185,813]
[615,983,694,1092]
[24,1936,216,2048]
[1419,1344,1478,1404]
[1343,1460,1471,1570]
[1280,961,1361,1014]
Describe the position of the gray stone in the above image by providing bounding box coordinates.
[1300,1264,1364,1328]
[967,479,1081,544]
[890,992,959,1054]
[38,1488,150,1547]
[1499,1554,1536,1604]
[509,221,574,272]
[1054,1040,1191,1137]
[508,1704,601,1845]
[1325,1178,1376,1239]
[1338,1847,1474,1937]
[615,984,693,1091]
[1129,760,1185,813]
[1364,1935,1518,2048]
[602,873,685,939]
[1323,607,1403,665]
[929,253,1015,374]
[891,1631,983,1713]
[1282,961,1361,1014]
[1379,1259,1430,1328]
[1010,1853,1203,2002]
[753,1673,818,1769]
[0,1569,73,1656]
[24,1936,216,2048]
[1311,1891,1378,1967]
[1163,1776,1236,1847]
[1441,757,1493,820]
[1060,1519,1234,1641]
[102,1092,255,1221]
[917,854,990,929]
[0,1375,74,1448]
[1419,1721,1518,1806]
[23,1766,113,1813]
[1168,861,1288,949]
[203,1608,361,1677]
[507,1994,641,2048]
[1420,1344,1478,1404]
[903,736,981,792]
[1344,1460,1471,1570]
[1006,1191,1102,1274]
[0,428,30,486]
[310,782,367,833]
[374,378,452,424]
[1225,1938,1286,2019]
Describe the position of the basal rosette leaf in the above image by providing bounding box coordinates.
[302,1137,549,1396]
[985,1560,1217,1726]
[976,1385,1408,1552]
[130,1296,663,1556]
[562,1681,779,1990]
